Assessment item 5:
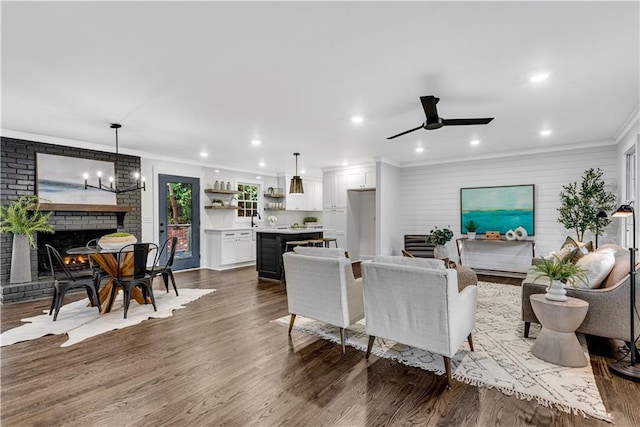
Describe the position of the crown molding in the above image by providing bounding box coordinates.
[1,129,147,157]
[614,104,640,143]
[399,139,616,168]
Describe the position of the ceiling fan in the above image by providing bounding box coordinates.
[387,96,494,140]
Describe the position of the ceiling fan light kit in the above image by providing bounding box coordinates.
[289,152,304,195]
[387,95,494,140]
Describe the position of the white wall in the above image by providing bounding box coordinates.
[397,145,618,259]
[376,161,401,255]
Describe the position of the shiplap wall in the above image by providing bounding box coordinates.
[397,145,619,261]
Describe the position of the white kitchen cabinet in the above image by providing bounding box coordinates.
[323,209,347,248]
[286,178,322,211]
[323,171,347,209]
[206,229,254,270]
[346,166,376,190]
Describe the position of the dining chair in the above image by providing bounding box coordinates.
[45,244,101,321]
[148,236,179,296]
[108,243,159,318]
[85,238,108,290]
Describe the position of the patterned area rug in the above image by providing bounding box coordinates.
[1,288,215,348]
[273,282,612,422]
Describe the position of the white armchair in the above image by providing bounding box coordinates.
[361,256,478,386]
[282,246,364,353]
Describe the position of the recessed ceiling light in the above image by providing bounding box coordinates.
[415,147,424,153]
[342,162,348,166]
[530,72,550,83]
[200,152,208,158]
[256,176,262,179]
[351,115,364,124]
[215,169,220,173]
[251,139,261,146]
[300,169,306,174]
[259,161,266,167]
[539,129,553,136]
[469,139,480,146]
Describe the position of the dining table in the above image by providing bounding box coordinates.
[66,245,151,314]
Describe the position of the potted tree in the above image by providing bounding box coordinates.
[464,220,479,240]
[557,168,616,242]
[427,226,454,259]
[531,256,587,301]
[0,195,54,283]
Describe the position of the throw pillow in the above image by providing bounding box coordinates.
[574,248,616,289]
[598,244,632,288]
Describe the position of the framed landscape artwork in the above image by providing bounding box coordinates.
[36,153,117,205]
[460,184,535,235]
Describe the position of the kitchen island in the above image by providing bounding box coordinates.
[256,228,324,281]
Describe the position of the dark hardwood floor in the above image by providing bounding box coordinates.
[2,267,639,426]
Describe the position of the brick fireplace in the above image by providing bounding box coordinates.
[1,136,142,303]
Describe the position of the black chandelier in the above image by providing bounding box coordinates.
[83,123,145,194]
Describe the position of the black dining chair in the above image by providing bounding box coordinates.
[108,243,158,318]
[149,236,179,296]
[45,244,101,321]
[85,238,108,290]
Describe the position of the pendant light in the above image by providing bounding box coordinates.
[289,152,304,195]
[83,123,145,194]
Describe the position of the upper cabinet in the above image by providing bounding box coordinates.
[285,177,323,211]
[346,166,376,190]
[323,170,347,209]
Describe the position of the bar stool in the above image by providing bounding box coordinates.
[281,240,310,282]
[284,240,310,252]
[322,237,338,248]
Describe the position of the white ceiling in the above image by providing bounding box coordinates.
[2,1,639,178]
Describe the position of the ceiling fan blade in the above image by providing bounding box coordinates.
[419,96,440,123]
[387,125,423,140]
[442,118,494,126]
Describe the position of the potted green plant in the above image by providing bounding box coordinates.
[464,220,479,240]
[211,198,223,207]
[426,226,454,259]
[531,256,587,301]
[557,168,616,242]
[0,195,54,283]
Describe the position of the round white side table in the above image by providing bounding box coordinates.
[529,294,589,367]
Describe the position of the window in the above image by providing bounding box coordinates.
[237,183,259,218]
[623,149,637,247]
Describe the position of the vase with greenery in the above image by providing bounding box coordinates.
[427,226,454,259]
[557,168,616,242]
[531,256,587,301]
[464,220,479,239]
[0,195,54,283]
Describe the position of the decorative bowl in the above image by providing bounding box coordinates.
[98,233,137,250]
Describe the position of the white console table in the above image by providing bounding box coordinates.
[456,238,535,276]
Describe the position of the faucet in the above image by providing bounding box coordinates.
[251,211,261,228]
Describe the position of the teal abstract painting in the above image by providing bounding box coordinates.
[460,185,534,235]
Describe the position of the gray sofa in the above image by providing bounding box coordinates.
[521,244,640,341]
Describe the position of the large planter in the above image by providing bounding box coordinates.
[545,279,568,302]
[10,234,32,284]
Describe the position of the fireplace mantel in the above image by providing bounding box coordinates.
[37,203,130,213]
[37,204,131,227]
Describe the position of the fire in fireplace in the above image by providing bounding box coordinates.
[37,229,116,276]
